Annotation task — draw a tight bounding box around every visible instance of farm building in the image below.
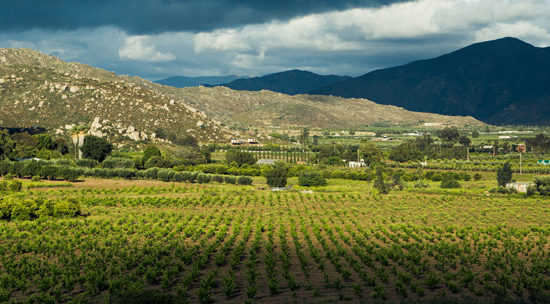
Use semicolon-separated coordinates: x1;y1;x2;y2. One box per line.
516;144;527;153
505;182;532;193
349;161;367;168
256;159;277;165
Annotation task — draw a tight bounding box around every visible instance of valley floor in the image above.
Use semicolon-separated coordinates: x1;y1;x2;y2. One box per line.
1;177;549;303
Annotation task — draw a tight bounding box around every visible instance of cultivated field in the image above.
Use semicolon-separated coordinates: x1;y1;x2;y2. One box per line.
1;178;549;303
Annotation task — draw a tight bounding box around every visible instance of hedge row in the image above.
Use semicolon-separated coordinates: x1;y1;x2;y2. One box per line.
0;197;81;220
0;161;253;185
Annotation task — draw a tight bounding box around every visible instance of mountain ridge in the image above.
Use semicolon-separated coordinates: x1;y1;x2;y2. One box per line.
311;37;550;125
220;69;351;95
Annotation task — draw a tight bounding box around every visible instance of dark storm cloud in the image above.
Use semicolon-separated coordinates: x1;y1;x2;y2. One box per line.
0;0;405;34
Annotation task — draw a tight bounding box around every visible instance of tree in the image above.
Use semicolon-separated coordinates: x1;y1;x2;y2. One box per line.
496;162;513;187
458;136;471;160
143;145;161;164
81;135;113;162
359;141;383;166
471;130;480;138
312;135;319;146
298;170;327;187
437;128;460;146
300;128;309;146
265;162;288;188
225;149;255;166
0;130;15;160
373;165;391;194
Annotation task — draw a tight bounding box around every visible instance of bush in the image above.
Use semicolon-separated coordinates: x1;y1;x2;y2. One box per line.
298;170;327;187
533;177;550;196
76;159;99;168
473;173;482;181
0;197;81;220
31;176;40;182
224;176;237;184
212;175;224;183
144;156;172;169
196;173;211;184
440;179;461;188
265;162;288;188
489;186;516;194
102;157;135;169
237;176;253;185
58;166;82;182
157;169;175;182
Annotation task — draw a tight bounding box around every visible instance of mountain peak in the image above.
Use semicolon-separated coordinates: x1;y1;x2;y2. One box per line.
312;37;550;125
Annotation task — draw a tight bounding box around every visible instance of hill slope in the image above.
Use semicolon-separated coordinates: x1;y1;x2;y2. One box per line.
154;75;242;88
222;69;350;95
0;48;483;139
0;48;233;144
165;86;482;128
312;37;550;125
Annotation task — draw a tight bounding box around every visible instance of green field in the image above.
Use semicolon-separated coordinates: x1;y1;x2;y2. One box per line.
1;176;549;304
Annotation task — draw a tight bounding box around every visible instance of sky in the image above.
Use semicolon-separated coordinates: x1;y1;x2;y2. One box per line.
1;0;549;80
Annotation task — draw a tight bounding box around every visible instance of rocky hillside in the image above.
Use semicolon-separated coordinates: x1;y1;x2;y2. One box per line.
162;86;482;128
0;48;233;144
1;48;482;144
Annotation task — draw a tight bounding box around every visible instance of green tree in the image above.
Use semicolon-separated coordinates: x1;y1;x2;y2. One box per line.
142;145;161;164
373;165;391;194
81;135;113;162
458;136;471;160
471;130;480;138
265;162;288;188
359;141;383;166
0;130;16;160
225;149;255;166
496;162;513;187
300;128;309;146
437;127;460;146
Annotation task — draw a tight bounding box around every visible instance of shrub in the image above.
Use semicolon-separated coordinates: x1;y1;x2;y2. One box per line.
533;177;550;196
8;180;22;192
224;176;237;185
39;165;58;180
298;170;327;187
473;173;482;181
144;156;172;169
196;173;212;184
489;186;516;194
212;175;224;183
102;157;135;169
440;179;461;188
76;159;99;168
265;162;288;188
58;166;82;182
237;176;253;185
157;169;175;182
31;176;40;182
142;145;161;164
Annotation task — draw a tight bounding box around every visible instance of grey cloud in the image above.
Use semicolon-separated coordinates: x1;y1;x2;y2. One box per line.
0;0;405;34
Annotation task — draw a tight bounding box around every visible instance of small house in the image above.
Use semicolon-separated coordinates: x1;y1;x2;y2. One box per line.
505;182;532;193
348;161;367;168
247;138;259;144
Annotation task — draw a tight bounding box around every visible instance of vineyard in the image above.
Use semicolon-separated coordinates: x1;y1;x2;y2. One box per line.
0;179;549;303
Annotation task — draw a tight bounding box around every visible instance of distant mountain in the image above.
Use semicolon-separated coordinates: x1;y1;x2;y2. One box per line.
312;37;550;125
222;69;351;95
155;75;242;88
